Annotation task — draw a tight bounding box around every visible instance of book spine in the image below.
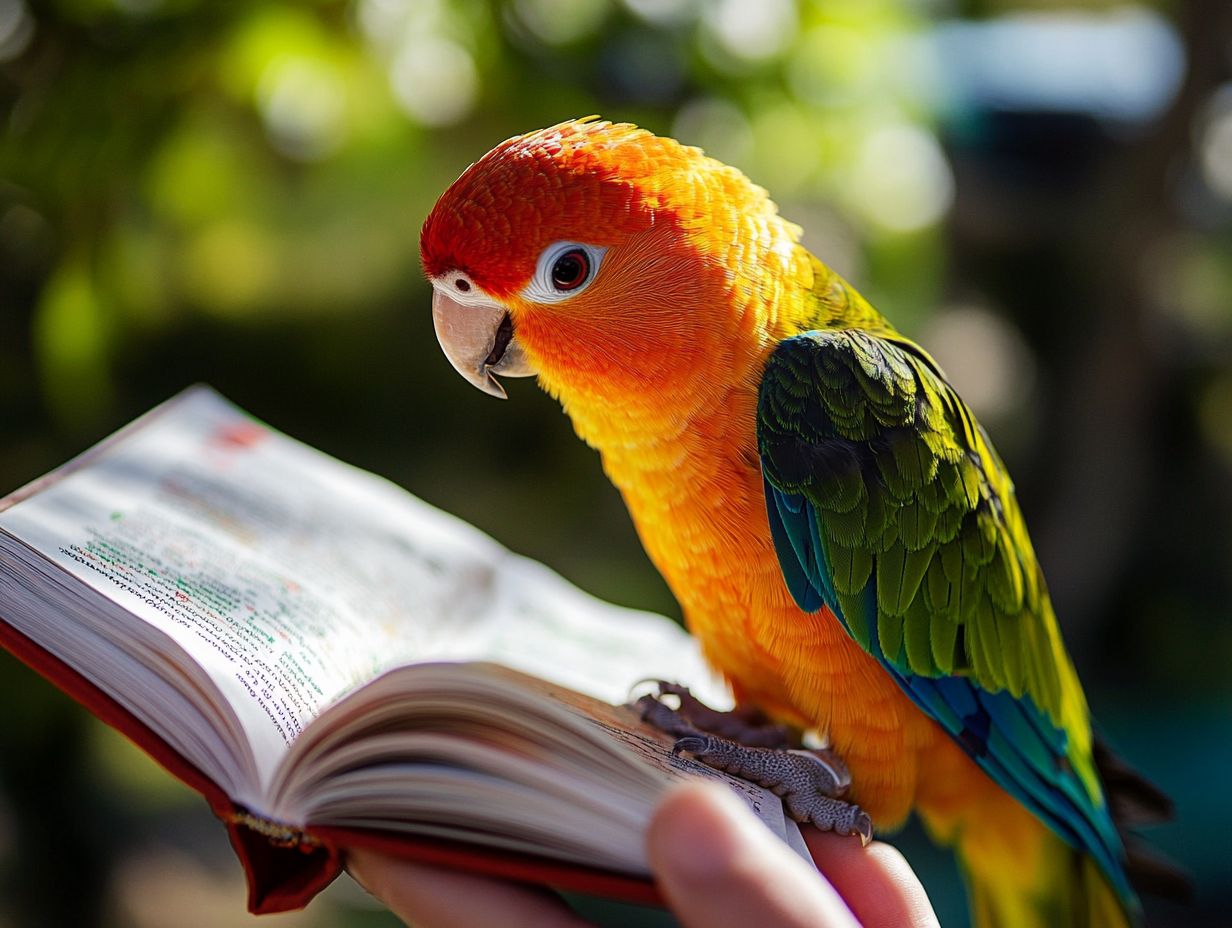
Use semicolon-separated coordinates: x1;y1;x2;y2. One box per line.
219;809;342;914
221;810;322;851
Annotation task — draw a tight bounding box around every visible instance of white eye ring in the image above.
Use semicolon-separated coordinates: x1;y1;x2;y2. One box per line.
522;241;606;303
437;271;493;307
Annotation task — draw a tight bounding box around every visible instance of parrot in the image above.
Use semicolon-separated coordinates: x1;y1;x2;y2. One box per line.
420;118;1180;927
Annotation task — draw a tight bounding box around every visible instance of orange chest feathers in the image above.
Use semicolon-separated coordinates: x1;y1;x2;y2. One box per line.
598;385;947;826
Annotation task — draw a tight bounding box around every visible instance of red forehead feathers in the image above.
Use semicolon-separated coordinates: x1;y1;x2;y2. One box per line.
421;119;688;297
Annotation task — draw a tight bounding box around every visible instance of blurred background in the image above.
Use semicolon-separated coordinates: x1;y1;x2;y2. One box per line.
1;0;1230;924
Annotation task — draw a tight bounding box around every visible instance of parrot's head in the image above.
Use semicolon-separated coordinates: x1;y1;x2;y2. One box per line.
421;118;812;440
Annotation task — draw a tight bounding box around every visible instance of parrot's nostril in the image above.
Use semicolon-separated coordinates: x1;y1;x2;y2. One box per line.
484;313;515;368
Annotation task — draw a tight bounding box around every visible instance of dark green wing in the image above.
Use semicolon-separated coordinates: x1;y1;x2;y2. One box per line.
756;329;1133;907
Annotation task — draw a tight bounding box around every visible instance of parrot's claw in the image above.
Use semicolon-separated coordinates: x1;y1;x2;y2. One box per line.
631;681;795;748
634;683;872;845
633;692;698;738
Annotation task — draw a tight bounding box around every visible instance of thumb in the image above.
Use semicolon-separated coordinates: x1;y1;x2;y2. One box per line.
646;782;860;928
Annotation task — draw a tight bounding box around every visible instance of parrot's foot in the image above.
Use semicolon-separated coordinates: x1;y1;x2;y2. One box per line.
632;683;872;845
632;681;795;748
671;732;872;845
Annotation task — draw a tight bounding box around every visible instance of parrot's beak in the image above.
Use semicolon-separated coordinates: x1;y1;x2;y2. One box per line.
431;286;536;399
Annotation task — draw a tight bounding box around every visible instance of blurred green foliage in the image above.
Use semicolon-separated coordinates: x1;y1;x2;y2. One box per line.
2;0;1231;925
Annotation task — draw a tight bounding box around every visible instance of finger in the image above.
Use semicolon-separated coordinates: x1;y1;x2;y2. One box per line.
803;829;940;928
346;847;593;928
647;782;861;928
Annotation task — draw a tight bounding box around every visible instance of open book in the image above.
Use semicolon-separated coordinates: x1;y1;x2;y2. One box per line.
0;387;809;914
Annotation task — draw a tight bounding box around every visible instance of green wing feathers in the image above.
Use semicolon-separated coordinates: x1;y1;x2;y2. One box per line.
759;329;1082;737
755;329;1140;891
756;253;1192;923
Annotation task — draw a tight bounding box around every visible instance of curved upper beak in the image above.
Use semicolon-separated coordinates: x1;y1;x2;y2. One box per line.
431;287;536;399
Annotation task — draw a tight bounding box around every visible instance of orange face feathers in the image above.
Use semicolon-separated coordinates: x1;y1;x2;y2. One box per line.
421;118;819;440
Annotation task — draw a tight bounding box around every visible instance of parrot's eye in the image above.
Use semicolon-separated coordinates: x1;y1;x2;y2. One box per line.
550;250;589;291
524;241;606;304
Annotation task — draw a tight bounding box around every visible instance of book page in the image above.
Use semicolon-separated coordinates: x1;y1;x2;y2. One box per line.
0;388;728;792
530;674;815;866
270;662;812;872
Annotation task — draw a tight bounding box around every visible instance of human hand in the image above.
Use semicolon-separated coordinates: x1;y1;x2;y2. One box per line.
346;781;939;927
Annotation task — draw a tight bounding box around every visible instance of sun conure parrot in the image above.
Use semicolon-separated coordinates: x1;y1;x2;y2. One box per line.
420;118;1178;928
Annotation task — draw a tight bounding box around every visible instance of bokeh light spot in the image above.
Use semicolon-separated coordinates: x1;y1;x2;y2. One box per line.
257;57;348;161
182;221;277;315
621;0;697;27
920;303;1037;424
751;103;821;196
389;36;478;127
1199;84;1232;202
0;0;33;63
1148;233;1232;338
843;121;953;233
511;0;610;47
703;0;796;66
145;117;262;227
33;261;114;429
787;25;877;108
358;0;446;53
932;7;1183;123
